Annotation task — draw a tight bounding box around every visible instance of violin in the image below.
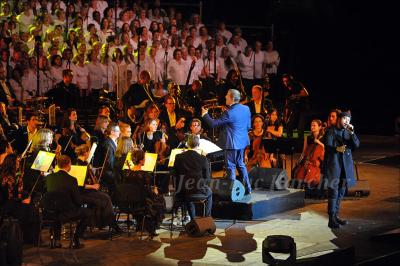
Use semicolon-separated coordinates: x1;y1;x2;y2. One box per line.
246;128;272;171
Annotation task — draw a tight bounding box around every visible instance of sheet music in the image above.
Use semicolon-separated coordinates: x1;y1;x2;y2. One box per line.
123;152;158;172
31;151;56;172
87;142;97;163
199;139;222;155
54;165;88;186
168;148;185;167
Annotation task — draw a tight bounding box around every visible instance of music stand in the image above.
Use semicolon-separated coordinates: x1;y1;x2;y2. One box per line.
262;138;297;176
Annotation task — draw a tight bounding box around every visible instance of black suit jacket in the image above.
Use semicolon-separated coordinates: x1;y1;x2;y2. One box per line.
11;126;29;155
46;170;82;210
173;150;211;196
246;100;268;118
100;137;117;184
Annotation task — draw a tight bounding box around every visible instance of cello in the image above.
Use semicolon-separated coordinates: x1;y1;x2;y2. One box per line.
293;135;324;187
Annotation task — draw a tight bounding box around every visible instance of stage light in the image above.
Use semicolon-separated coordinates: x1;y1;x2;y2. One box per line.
262;235;296;265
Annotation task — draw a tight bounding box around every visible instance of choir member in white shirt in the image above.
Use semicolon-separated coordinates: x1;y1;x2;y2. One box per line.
111;48;128;99
86;49;103;91
190;14;204;34
253;41;266;81
236;46;255;96
201;49;221;81
123;44;138;84
49;55;64;85
189;26;201;48
217;22;232;44
10;68;32;105
218;46;237;80
168;49;187;86
228;35;243;59
233;27;248;51
100;49;115;92
138;9;151;30
215;35;226;59
72;54;91;96
264;40;280;75
16;3;34;33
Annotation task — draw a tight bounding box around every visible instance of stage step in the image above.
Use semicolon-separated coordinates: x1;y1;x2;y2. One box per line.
211;188;305;220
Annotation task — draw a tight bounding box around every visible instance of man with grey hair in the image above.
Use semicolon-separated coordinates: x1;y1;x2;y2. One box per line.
173;134;213;220
202;89;252;194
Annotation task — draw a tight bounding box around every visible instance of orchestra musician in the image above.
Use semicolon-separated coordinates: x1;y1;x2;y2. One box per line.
265;108;284;168
323;111;360;229
202;89;252;194
293;119;325;188
45;69;80;110
122;149;166;236
0;61;16;106
12;113;39;155
113;136;134;183
173;134;212;220
92;115;110;166
95;122;120;196
158;95;187;149
245;85;269;118
281;74;309;138
0;153;40;245
74;144;120;232
45;155;91;249
245;114;272;171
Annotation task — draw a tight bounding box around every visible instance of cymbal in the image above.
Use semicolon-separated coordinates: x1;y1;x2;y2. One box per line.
26;96;48;102
202;99;218;104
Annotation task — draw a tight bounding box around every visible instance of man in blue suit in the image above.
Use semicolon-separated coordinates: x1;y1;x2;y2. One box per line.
202;89;252;193
323;111;360;229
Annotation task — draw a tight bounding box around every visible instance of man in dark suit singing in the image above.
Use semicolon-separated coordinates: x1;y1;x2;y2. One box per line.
323;111;360;229
46;155;91;248
173;134;212;220
201;89;252;194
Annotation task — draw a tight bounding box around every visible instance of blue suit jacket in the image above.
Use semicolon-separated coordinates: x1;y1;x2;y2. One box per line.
202;103;251;150
323;126;360;188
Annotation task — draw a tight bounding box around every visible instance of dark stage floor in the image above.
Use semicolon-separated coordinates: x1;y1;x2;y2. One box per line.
22;135;400;265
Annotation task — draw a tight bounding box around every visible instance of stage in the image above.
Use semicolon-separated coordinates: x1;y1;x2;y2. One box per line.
22;135;400;265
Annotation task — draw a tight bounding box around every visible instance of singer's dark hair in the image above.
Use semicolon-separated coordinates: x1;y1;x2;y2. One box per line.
0;153;18;178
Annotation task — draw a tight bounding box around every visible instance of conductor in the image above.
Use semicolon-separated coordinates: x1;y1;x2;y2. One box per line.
201;89;252;194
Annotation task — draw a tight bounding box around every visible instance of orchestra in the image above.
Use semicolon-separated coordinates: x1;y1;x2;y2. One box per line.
0;1;361;250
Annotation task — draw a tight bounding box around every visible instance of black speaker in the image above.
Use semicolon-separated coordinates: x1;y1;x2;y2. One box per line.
185;216;216;237
209;179;245;201
249;167;289;190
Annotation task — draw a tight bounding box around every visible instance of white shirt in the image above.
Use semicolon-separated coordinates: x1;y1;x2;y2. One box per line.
236;53;254;80
218;30;232;43
264;50;280;75
50;66;63;84
72;63;90;90
168;59;187;85
86;61;104;90
10;79;31;104
227;43;243;58
254;51;266;79
16;11;34;33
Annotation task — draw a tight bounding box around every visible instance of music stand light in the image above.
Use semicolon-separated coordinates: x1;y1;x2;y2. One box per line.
262;235;296;266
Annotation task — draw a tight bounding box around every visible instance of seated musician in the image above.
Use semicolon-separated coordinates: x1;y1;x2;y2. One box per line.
12;113;39;155
186;80;204;117
245;85;269;118
58;109;87;160
23;128;61;198
45;155;91;249
159;95;187;149
0;62;16;107
93;123;120;196
245;114;272;171
173;134;212;220
123;149;166;236
0;102;19;139
265;108;284;168
0;154;40;245
74;144;120;231
45;69;80;110
114;136;134;183
189;118;210;141
92;115;110;154
139;118;168;163
294;119;325;188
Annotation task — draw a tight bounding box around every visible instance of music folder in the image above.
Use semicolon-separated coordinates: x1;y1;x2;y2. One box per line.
168;148;203;167
54;165;88;187
31;151;56;172
123;152;158;172
199;138;222;156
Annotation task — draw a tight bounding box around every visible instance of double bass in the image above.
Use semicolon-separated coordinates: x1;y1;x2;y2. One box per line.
293;135;324;187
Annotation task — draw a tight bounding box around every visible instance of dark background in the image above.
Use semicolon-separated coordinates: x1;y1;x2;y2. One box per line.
180;0;397;135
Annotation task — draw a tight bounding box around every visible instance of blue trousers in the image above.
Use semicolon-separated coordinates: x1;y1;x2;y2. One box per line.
225;149;252;192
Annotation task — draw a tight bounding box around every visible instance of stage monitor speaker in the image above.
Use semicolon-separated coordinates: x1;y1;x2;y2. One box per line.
185;216;216;237
249;167;289;190
209;179;245;201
